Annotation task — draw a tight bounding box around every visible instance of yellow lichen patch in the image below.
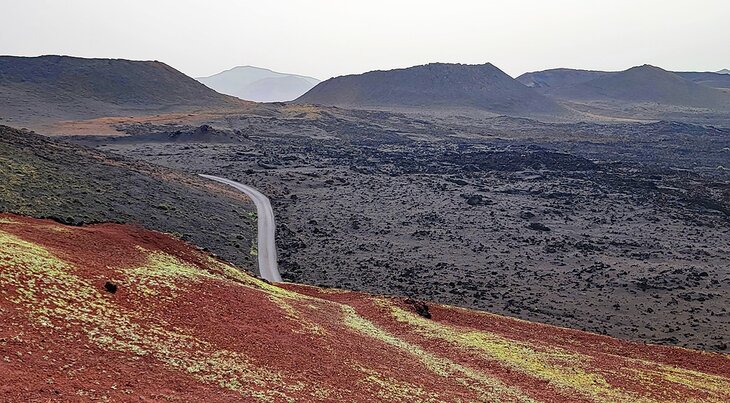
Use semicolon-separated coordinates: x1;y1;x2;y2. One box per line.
281;104;323;119
206;256;309;301
342;305;534;402
0;217;19;224
267;295;327;336
313;287;351;295
616;359;730;402
206;256;326;335
124;247;218;297
0;230;303;400
353;364;441;402
387;302;729;403
43;224;72;233
664;365;730;391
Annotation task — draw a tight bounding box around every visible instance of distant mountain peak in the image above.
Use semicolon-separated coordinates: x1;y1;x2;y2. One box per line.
718;69;730;75
623;64;673;76
197;66;320;102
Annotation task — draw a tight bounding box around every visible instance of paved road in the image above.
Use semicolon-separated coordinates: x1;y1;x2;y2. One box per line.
199;174;282;282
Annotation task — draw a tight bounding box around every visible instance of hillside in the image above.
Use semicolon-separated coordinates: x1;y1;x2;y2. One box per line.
197;66;320;102
516;68;611;91
518;67;730;94
296;63;569;117
1;214;728;401
0;125;257;270
0;55;239;126
550;65;730;109
676;71;730;90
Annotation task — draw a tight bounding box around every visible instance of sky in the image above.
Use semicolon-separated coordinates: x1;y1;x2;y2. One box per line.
2;0;729;80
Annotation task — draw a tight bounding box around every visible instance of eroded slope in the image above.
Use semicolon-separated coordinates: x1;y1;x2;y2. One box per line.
0;215;728;402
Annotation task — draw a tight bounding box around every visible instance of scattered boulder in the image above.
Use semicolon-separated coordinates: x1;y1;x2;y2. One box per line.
520;211;536;219
405;298;432;319
104;281;118;294
528;222;551;232
461;194;493;206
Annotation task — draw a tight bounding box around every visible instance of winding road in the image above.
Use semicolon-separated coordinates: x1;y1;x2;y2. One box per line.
199;174;282;282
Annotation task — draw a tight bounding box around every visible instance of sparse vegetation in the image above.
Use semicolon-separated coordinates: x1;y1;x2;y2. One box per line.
0;215;728;401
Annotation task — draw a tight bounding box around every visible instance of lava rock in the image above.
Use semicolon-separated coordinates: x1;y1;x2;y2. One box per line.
405;298;432;319
528;222;551;232
104;281;118;294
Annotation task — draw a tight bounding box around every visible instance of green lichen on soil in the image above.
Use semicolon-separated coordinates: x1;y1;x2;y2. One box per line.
125;246;217;298
0;126;257;270
206;256;325;335
249;239;258;257
353;364;440;402
386;301;729;403
0;229;300;400
341;304;534;402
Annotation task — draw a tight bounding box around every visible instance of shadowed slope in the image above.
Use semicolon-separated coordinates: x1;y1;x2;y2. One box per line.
517;68;611;91
0;55;239;125
0;125;257;271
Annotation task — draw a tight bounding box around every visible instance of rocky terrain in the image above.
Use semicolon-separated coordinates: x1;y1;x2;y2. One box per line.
1;214;728;401
3;55;729;356
0;125;258;271
86;112;730;352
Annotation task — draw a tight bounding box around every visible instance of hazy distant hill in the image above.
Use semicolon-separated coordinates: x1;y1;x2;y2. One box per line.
197;66;320;102
551;65;730;109
0;55;237;125
519;67;730;91
296;63;568;117
718;69;730;75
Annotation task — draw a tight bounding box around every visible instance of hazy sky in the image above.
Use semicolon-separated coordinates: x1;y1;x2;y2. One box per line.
2;0;729;79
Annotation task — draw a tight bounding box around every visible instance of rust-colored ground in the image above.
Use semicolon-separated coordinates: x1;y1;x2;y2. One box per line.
42;103;325;136
0;214;728;402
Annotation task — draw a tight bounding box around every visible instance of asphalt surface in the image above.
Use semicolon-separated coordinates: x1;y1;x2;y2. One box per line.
199;174;282;282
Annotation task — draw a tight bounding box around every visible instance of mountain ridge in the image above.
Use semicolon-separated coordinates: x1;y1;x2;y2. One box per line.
518;66;730;91
551;64;730;109
296;62;569;118
0;55;239;125
197;65;320;102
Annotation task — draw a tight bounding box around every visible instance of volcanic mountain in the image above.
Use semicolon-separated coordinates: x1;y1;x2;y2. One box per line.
517;68;611;91
0;55;239;126
544;65;730;110
198;65;320;102
519;67;730;93
1;214;729;401
675;71;730;90
295;63;569;117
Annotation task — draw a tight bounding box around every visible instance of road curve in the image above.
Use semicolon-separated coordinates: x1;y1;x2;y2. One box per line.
199;174;282;282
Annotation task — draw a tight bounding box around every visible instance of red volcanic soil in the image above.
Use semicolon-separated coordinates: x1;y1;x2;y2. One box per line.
0;214;728;402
